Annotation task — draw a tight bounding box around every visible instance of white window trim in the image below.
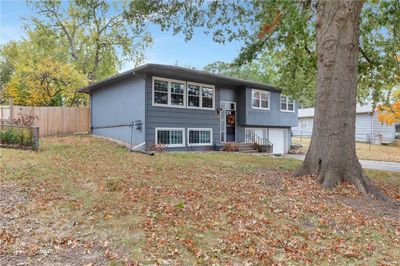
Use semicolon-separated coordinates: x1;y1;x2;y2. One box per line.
152;76;187;108
280;95;295;112
187;128;213;146
251;89;270;110
186;81;215;111
155;127;186;147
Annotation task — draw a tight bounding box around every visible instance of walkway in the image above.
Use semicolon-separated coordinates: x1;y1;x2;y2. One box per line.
264;154;400;172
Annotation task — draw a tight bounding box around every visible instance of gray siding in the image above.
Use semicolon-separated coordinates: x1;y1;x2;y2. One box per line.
356;113;396;143
292;113;396;144
292;117;313;136
91;77;145;147
145;75;220;151
243;88;298;127
144;76;295;150
89;72;296;152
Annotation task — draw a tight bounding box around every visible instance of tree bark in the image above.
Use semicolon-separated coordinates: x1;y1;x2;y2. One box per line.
294;0;387;201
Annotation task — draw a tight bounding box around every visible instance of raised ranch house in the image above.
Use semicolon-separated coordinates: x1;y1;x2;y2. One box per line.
292;105;399;144
79;64;298;153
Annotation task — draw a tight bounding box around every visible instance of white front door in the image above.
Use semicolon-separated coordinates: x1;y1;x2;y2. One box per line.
269;128;288;154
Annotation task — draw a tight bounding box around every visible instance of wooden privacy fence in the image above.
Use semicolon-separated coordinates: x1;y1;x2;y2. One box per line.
5;106;90;137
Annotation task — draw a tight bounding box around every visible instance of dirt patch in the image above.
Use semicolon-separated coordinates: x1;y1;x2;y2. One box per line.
340;196;400;222
0;183;107;266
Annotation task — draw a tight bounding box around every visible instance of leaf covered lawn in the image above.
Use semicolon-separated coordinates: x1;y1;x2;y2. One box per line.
1;136;399;265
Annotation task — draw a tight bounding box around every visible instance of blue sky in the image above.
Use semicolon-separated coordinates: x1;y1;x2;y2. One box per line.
0;0;244;72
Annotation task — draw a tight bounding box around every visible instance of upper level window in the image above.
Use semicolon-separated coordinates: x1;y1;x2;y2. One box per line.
171;82;185;106
187;82;215;110
153;77;185;107
252;89;270;110
153;77;214;110
154;79;168;105
202;87;214;108
280;95;295;112
188;84;200;107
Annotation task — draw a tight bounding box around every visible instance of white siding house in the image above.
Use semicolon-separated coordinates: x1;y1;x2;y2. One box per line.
292;105;398;144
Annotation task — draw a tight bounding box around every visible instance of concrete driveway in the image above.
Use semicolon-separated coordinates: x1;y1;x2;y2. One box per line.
277;154;400;172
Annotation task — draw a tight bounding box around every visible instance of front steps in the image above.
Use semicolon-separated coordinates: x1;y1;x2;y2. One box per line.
237;143;258;153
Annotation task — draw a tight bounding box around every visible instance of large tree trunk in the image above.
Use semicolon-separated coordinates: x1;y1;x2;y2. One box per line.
294;0;387;200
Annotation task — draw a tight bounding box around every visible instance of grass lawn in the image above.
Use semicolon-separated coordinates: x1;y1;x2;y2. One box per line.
1;136;399;265
292;137;400;162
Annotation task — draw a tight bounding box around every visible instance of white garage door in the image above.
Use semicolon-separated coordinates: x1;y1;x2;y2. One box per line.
268;128;287;154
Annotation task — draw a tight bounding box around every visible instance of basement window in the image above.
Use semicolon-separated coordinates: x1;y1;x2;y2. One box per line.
188;128;213;146
155;128;185;147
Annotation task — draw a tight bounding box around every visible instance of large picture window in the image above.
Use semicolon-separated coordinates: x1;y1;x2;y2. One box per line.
153;77;186;107
155;128;185;147
188;128;213;146
280;95;295;112
152;77;214;109
252;89;270;110
187;82;215;110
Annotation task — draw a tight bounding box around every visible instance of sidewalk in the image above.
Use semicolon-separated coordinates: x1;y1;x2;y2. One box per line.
264;154;400;172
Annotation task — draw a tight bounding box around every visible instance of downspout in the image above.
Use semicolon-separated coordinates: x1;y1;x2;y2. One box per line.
90;94;93;134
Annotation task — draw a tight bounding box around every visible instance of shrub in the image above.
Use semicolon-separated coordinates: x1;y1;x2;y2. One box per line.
223;142;239;152
20;128;34;146
0;127;35;147
0;128;20;145
147;144;167;152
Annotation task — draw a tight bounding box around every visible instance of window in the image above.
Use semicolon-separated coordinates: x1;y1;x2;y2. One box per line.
251;89;270;110
154;79;168;105
153;77;214;109
187;82;215;109
153;77;186;107
301;119;308;129
170;82;185;106
188;128;213;146
155;128;185;147
202;87;213;108
280;95;295;112
188;84;200;107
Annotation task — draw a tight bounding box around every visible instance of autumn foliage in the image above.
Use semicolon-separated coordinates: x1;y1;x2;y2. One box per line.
377;89;400;125
4;57;88;106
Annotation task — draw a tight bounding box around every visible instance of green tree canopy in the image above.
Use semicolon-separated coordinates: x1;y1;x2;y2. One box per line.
29;0;152;81
129;0;399;107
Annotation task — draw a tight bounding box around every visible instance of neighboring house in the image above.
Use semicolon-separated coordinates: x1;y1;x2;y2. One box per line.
79;64;298;153
292;105;398;144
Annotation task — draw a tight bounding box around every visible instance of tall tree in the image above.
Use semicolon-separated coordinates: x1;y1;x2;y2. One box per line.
0;27;88;106
29;0;152;81
293;0;386;200
128;0;399;199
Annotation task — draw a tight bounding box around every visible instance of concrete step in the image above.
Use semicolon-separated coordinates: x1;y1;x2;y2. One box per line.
239;149;257;152
240;149;259;153
237;143;255;148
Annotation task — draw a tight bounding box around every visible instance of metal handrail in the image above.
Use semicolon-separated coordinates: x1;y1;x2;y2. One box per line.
245;130;273;152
